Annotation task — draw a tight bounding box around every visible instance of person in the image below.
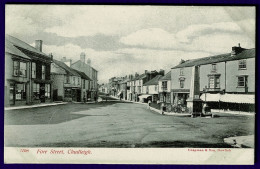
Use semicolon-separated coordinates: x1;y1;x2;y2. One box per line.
94;95;97;103
147;99;151;109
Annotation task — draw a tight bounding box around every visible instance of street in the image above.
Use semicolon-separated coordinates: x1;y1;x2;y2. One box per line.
5;102;254;148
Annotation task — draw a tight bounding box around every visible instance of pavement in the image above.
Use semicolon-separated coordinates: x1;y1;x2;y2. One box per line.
4;102;254;148
4;102;68;110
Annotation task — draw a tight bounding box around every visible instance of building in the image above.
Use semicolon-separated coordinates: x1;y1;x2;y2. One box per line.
171;44;255;113
142;75;163;103
99;83;109;94
5;35;52;106
71;52;98;101
118;76;129;100
51;59;82;102
158;71;171;110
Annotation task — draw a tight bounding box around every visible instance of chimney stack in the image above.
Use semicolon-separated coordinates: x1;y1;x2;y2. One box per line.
87;58;91;65
35;40;43;52
80;52;86;63
49;53;53;60
231;43;244;56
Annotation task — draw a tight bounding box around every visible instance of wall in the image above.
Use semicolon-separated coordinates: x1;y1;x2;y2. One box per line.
199;62;226;92
51;74;65;99
171;67;192;91
148;85;159;94
226;58;255;93
158;80;171;93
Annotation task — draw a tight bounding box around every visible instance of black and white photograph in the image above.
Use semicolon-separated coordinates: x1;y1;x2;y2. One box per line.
4;5;255;164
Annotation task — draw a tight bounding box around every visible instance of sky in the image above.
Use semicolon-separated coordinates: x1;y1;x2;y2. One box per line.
6;5;255;83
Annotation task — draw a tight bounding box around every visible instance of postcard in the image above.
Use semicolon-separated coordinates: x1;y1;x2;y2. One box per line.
4;5;255;164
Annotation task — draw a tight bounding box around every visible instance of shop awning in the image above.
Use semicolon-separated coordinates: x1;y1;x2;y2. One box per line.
138;94;152;99
200;93;255;104
220;94;254;104
200;93;221;102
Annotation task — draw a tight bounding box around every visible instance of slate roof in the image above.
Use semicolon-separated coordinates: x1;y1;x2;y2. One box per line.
5;39;31;59
172;48;255;69
159;71;171;81
72;60;98;72
6;35;51;62
73;69;93;81
143;75;163;86
53;59;80;76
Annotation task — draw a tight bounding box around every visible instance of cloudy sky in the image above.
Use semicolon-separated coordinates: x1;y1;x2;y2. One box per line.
6;5;255;83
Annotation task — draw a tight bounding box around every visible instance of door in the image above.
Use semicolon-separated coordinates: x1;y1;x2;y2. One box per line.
77;89;81;102
40;83;45;103
53;89;58;101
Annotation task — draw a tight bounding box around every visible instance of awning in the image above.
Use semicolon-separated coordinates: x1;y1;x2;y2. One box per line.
220;94;254;104
200;93;221;102
138;94;152;99
200;93;255;104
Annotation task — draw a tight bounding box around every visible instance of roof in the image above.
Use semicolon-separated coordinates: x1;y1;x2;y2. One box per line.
73;69;93;81
143;75;163;86
72;60;98;72
172;48;255;69
53;59;80;76
159;71;171;81
5;40;31;59
6;34;51;60
119;78;129;84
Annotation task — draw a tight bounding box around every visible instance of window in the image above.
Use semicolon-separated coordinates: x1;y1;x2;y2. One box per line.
146;86;149;94
73;77;76;85
208;75;220;88
66;76;70;83
45;84;50;98
33;83;40;99
32;62;36;78
13;61;27;77
237;76;247;87
64;88;72;98
155;85;158;91
162;81;167;90
78;78;80;85
16;84;26;100
42;65;46;80
180;68;184;76
180;80;184;88
83;80;86;89
238;60;247;69
211;64;217;72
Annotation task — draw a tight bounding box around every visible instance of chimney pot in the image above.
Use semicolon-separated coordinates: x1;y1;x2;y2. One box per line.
80;52;86;63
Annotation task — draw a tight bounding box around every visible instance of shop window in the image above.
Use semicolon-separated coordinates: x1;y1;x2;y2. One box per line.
16;83;26;100
64;88;72;98
166;93;171;103
237;76;247;87
13;60;27;77
208;75;220;89
42;65;46;80
32;62;36;78
45;84;50;98
238;59;247;69
33;83;40;99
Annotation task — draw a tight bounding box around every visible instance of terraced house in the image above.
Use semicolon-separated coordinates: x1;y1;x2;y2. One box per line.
5;35;52;106
171;44;255;113
71;52;98;101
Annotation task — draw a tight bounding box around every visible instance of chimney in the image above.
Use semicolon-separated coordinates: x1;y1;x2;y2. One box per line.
80;52;86;63
35;40;43;52
61;57;66;62
231;43;244;56
135;72;139;77
145;70;148;74
49;53;53;60
159;69;165;76
87;58;91;65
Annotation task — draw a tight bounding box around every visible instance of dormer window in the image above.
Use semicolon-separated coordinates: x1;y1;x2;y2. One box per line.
238;59;247;70
180;68;184;76
211;64;217;72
